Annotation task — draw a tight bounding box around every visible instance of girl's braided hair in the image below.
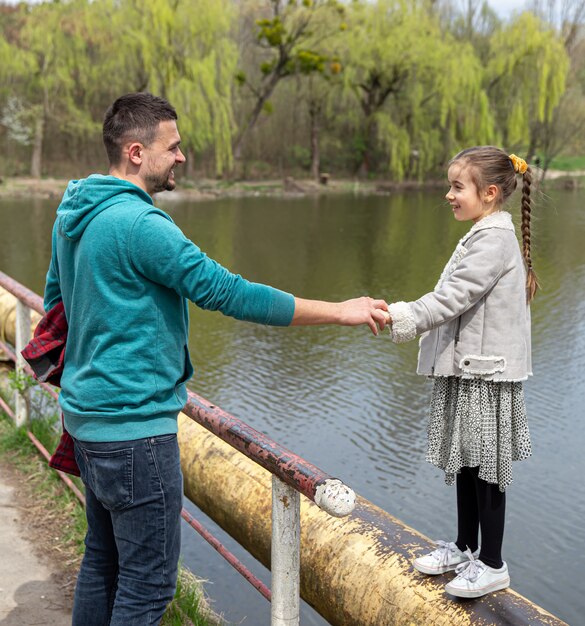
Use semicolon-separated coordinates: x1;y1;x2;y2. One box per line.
451;146;539;303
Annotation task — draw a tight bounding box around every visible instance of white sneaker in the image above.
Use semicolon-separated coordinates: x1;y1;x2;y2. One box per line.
413;541;479;575
445;549;510;598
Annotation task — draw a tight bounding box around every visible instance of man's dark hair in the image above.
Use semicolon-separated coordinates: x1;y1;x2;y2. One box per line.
103;92;178;165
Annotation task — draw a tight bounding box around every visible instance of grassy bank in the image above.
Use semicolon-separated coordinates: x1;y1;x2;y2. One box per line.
1;166;583;203
0;379;222;626
0;174;383;201
548;155;585;171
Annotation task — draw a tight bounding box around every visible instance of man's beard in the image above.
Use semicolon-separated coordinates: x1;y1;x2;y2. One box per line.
146;168;175;194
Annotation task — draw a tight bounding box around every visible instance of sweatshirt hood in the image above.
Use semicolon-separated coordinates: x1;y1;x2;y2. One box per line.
56;175;153;240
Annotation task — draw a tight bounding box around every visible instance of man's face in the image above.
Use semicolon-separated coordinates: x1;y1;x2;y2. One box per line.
141;120;186;195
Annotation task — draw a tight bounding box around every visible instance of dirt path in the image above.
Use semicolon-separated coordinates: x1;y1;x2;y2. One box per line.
0;463;74;625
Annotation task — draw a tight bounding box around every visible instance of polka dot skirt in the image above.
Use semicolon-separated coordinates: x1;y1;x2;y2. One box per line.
426;376;532;492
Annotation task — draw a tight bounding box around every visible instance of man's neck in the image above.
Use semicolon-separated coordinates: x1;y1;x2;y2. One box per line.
108;167;151;197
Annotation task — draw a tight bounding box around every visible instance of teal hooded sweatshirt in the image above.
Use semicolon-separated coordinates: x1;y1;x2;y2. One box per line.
44;175;295;442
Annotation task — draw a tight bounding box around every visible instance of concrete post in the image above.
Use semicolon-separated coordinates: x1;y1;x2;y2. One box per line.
271;476;300;626
14;300;30;427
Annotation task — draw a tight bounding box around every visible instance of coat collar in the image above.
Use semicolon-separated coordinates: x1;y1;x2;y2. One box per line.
463;211;515;242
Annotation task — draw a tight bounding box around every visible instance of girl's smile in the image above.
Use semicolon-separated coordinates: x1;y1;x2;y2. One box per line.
446;164;497;223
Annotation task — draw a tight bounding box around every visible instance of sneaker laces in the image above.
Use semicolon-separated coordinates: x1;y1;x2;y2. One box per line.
431;540;457;567
454;549;486;583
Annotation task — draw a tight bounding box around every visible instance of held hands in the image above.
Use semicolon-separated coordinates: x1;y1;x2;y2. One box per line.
336;296;390;336
290;296;390;335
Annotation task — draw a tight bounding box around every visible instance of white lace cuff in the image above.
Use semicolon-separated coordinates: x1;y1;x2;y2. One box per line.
388;301;417;343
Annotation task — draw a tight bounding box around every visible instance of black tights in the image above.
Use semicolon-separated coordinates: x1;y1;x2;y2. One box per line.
455;466;505;569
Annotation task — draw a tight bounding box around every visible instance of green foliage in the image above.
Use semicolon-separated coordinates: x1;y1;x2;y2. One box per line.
0;0;576;180
486;12;569;148
117;0;238;174
293;49;327;74
261;61;276;75
0;1;105;175
0;412;29;452
18;0;106;134
340;0;494;179
0;0;238;176
256;16;286;46
233;0;347;153
7;369;35;395
289;143;311;168
548;154;585;171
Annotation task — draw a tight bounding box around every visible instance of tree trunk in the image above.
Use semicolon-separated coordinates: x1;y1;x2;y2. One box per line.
233;95;267;162
185;149;196;179
30;113;44;179
526;124;539;164
358;115;376;178
309;103;321;181
233;72;283;162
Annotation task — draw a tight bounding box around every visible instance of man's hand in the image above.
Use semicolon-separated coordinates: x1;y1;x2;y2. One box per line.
291;297;390;335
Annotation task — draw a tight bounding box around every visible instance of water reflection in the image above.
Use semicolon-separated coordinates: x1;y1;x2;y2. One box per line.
1;188;583;625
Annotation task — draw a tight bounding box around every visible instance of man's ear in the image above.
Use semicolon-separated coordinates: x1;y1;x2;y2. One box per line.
127;142;143;166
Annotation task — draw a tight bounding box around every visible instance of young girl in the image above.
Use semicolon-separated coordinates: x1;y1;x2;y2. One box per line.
386;146;535;598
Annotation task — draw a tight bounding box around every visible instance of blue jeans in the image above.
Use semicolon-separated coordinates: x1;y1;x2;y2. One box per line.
72;434;183;626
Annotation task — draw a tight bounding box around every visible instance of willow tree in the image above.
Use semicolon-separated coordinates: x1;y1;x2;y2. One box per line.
0;9;35;160
530;0;585;50
527;0;585;175
438;0;500;63
0;0;104;178
341;0;493;178
119;0;238;175
486;12;568;158
233;0;347;161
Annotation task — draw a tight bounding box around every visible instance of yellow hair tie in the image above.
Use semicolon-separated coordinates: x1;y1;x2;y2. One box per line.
509;154;528;174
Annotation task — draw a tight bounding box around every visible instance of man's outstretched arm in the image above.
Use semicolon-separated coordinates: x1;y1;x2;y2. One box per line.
291;297;390;336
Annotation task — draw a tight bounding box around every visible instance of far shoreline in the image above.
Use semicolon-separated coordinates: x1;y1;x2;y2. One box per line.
0;171;583;201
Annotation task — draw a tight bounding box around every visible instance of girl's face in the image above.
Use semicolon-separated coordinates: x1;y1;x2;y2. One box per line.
446;163;498;223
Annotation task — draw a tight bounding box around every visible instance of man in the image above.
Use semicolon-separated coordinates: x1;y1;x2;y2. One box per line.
44;92;388;625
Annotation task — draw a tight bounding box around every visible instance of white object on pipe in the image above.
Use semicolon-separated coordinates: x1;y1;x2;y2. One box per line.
314;478;356;517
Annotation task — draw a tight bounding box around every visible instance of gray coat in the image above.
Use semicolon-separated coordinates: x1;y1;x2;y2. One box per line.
388;211;532;381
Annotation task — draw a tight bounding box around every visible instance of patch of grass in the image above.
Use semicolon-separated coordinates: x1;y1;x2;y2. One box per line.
162;568;223;626
547;155;585;171
241;183;280;192
0;409;222;625
0;412;87;571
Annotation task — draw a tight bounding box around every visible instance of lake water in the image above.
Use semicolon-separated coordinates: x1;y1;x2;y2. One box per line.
1;186;583;625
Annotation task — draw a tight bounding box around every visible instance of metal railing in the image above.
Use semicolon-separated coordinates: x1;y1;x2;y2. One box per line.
0;270;355;626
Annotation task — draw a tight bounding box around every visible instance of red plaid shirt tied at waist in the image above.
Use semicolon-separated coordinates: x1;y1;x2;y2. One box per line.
20;302;80;476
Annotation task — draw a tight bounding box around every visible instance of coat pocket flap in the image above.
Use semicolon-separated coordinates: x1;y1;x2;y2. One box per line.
459;354;506;375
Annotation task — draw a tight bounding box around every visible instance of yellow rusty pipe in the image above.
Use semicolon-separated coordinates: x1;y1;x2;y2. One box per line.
0;282;568;625
178;412;566;626
0;288;19;347
0;286;41;348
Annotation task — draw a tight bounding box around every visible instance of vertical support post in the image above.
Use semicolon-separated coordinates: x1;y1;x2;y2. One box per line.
14;299;31;427
271;476;300;626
